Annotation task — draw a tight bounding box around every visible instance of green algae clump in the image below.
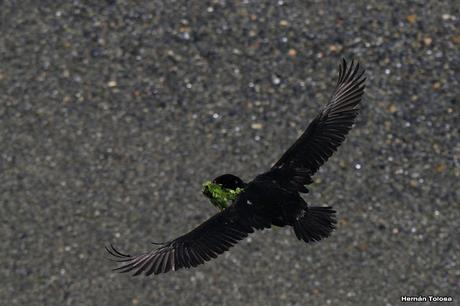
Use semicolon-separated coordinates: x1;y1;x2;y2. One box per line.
202;181;244;211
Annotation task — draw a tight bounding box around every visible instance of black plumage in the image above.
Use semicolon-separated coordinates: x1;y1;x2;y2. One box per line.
107;59;366;276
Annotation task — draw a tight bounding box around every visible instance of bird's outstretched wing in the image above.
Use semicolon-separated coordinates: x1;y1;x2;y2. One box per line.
106;202;262;276
270;59;365;190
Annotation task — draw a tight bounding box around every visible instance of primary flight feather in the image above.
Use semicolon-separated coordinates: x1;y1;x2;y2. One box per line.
106;59;366;276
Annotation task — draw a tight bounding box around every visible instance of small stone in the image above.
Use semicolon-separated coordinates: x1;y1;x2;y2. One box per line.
287;48;297;57
432;82;441;90
406;14;417;24
328;44;343;53
451;35;460;44
179;26;190;33
107;80;117;87
132;298;139;305
423;36;432;46
388;104;397;113
251;123;263;130
435;164;445;173
272;75;281;85
279;20;289;27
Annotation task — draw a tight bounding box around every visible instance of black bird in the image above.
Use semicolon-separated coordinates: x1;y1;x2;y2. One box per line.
106;59;366;276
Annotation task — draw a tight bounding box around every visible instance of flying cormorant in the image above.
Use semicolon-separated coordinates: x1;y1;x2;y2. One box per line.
106;59;366;276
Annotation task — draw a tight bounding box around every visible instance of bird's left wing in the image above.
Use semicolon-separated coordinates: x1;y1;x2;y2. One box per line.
267;59;365;193
106;204;255;276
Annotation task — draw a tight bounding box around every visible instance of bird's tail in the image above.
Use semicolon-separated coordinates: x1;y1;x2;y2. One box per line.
293;206;336;243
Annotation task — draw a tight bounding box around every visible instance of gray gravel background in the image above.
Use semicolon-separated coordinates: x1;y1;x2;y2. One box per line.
1;1;458;306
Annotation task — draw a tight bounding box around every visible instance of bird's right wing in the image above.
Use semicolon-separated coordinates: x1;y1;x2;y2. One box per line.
106;201;261;276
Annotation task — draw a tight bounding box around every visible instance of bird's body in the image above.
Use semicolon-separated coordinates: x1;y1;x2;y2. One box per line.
243;172;305;226
107;59;366;276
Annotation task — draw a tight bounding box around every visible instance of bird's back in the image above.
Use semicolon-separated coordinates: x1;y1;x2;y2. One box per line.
236;175;306;227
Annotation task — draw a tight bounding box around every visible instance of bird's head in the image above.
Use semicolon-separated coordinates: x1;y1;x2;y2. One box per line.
202;174;245;211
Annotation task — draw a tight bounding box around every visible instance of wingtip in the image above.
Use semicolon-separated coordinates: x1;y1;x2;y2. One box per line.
338;58;365;84
105;243;131;258
151;240;168;245
340;57;362;69
339;58;347;83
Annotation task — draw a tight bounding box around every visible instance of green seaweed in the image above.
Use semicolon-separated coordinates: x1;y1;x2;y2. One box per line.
202;181;244;211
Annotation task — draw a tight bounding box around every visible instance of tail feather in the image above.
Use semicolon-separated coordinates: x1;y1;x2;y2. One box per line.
293;206;336;243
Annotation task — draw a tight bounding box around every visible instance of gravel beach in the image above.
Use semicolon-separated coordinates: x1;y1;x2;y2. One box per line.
0;1;458;305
